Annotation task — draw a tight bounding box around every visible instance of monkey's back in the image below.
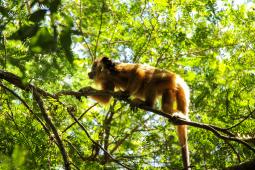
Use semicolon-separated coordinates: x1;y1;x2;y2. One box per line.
114;63;177;98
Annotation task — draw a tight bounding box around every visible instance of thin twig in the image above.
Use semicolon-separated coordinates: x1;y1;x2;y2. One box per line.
62;103;98;133
94;1;105;59
65;139;86;161
225;109;255;130
5;101;32;148
225;141;241;163
2;35;7;69
102;101;116;162
110;115;153;154
179;43;240;57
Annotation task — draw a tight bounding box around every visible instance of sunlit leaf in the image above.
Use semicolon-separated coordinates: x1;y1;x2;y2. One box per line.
30;27;55;52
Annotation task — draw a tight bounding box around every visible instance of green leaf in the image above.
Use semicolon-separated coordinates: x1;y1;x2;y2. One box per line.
30;27;55;52
28;9;47;23
9;24;39;41
0;6;9;17
59;29;73;63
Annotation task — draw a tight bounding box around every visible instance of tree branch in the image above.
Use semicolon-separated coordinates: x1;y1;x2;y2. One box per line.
55;87;255;153
226;109;255;130
1;69;254;156
110;115;153;154
0;82;50;134
66;106;133;170
0;70;55;98
224;159;255;170
32;88;70;170
62;103;98;133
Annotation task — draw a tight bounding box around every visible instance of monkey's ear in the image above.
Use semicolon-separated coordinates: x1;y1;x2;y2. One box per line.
100;56;117;74
101;57;114;68
101;57;111;64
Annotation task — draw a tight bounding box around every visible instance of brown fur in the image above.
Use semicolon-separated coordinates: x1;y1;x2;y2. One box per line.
88;57;190;169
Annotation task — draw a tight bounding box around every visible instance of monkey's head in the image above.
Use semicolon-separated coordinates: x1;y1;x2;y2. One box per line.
88;57;116;81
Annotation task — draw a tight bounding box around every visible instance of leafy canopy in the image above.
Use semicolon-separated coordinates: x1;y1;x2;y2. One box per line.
0;0;254;169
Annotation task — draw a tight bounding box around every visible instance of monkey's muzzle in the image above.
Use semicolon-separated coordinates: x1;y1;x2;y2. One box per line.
88;72;94;79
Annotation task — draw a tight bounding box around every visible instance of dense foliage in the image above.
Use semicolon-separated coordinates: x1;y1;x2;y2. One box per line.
0;0;254;169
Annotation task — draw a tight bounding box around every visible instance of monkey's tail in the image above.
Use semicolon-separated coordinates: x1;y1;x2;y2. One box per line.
176;76;190;170
177;125;190;170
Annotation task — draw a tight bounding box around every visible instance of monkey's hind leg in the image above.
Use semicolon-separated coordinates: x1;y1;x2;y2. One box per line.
161;89;176;114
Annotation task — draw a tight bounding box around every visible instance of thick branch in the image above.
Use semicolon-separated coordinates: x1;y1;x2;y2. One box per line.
0;71;72;169
56;87;255;153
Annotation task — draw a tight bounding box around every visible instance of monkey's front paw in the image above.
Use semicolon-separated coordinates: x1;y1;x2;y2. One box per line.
130;105;138;112
170;112;189;125
76;87;94;101
129;103;139;112
79;86;94;93
115;91;130;100
129;98;145;112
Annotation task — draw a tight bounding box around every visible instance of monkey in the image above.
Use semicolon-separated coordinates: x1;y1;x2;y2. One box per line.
86;56;190;169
